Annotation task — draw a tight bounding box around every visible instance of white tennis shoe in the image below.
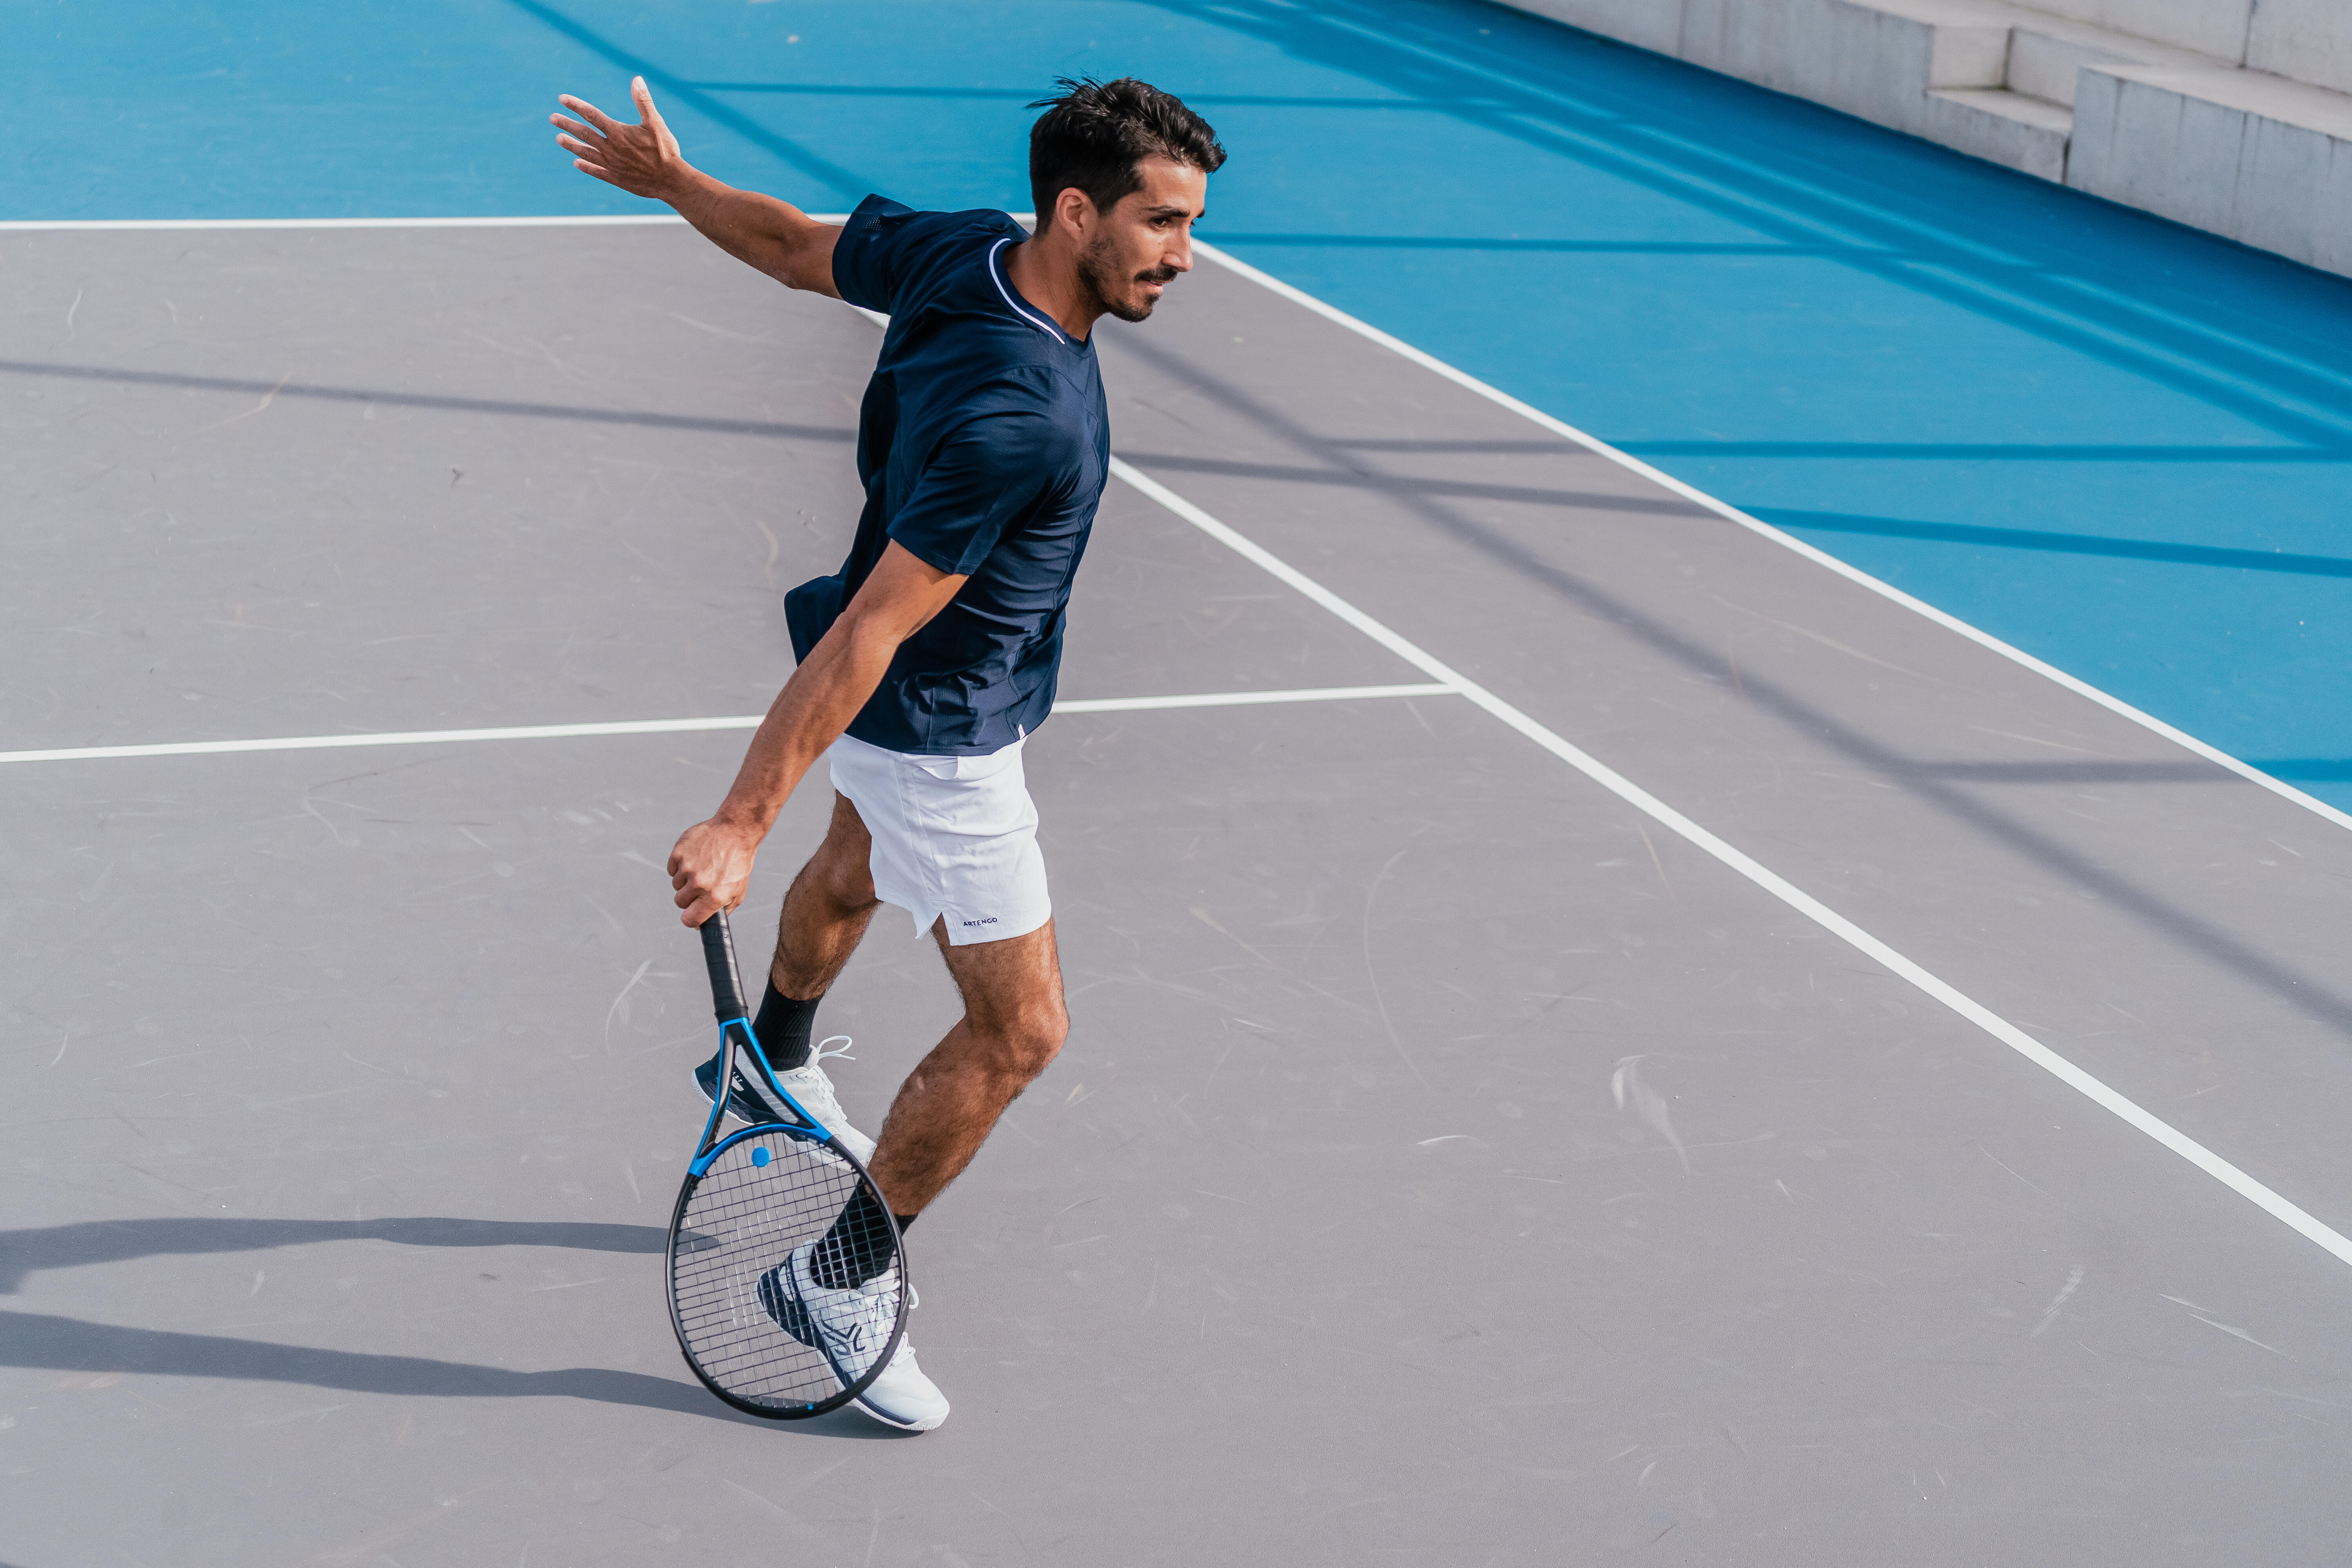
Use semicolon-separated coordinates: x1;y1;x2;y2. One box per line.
757;1240;897;1385
699;1036;876;1164
855;1336;949;1432
755;1243;948;1433
768;1038;877;1165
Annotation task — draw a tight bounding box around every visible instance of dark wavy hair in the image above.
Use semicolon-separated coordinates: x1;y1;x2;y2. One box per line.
1027;77;1226;221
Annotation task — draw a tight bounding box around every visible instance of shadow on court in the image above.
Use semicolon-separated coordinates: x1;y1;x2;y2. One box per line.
1118;446;1707;517
0;358;856;446
1757;505;2352;581
1124;443;2352;580
0;1217;668;1293
0;1310;898;1432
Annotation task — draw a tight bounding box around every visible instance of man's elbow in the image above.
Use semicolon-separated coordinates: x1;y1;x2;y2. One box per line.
835;598;930;653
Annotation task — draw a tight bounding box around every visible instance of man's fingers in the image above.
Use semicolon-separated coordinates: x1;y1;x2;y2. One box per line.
675;881;742;926
549;114;602;143
555;133;601;158
664;820;751;928
630;75;665;128
558;93;623;136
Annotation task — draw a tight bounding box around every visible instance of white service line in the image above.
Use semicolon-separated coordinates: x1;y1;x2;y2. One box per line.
1189;239;2352;838
0;684;1455;765
0;715;760;764
1055;682;1449;713
1107;454;2352;1271
0;215;689;232
0;213;857;232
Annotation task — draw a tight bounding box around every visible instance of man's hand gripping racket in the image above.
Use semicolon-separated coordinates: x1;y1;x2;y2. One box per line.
664;909;909;1418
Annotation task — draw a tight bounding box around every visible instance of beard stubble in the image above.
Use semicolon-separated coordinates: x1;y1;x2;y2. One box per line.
1079;234;1177;324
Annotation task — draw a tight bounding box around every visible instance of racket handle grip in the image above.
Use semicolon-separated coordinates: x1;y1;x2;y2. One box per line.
699;908;749;1024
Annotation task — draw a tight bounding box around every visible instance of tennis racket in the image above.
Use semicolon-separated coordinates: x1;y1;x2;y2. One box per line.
665;909;909;1418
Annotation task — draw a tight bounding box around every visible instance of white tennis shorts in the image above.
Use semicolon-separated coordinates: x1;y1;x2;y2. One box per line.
826;732;1052;947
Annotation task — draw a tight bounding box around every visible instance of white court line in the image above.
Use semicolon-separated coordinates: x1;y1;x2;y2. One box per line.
0;684;1454;765
1056;682;1448;713
0;716;761;764
1108;455;2352;1271
0;214;866;232
0;215;689;232
1189;240;2352;839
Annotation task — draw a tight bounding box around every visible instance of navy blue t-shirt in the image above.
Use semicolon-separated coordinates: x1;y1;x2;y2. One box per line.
784;193;1110;755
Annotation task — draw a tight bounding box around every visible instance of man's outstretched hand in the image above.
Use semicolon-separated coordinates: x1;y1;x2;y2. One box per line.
668;817;761;927
550;73;842;294
552;77;688;201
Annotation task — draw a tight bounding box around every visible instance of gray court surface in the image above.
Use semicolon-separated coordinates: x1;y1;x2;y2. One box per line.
7;223;2352;1566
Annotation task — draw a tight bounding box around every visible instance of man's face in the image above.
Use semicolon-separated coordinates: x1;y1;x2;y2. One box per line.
1071;157;1208;324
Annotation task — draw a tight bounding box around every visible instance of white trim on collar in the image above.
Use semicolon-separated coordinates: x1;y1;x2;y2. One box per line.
986;237;1066;344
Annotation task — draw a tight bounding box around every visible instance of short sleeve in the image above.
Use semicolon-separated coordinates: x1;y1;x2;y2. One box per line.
829;194;918;315
886;410;1080;577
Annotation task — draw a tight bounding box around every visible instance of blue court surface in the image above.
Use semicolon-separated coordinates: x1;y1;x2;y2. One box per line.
16;0;2352;806
12;4;2352;1565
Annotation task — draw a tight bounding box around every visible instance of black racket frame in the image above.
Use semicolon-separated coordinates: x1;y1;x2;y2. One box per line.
664;908;908;1420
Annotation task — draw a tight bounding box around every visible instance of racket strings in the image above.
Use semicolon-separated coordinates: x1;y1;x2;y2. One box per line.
808;1182;898;1290
670;1129;904;1412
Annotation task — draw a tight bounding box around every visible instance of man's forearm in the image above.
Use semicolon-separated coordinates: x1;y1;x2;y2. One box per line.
552;82;835;294
710;617;901;838
667;542;962;923
662;168;840;296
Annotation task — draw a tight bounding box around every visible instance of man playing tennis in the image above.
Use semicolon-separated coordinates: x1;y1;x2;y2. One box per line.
550;77;1224;1430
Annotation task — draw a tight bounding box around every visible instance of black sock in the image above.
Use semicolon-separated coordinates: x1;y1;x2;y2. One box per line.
752;978;822;1073
809;1184;902;1290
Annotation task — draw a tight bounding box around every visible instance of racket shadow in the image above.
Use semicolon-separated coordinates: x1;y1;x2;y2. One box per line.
0;1309;903;1434
0;1216;669;1294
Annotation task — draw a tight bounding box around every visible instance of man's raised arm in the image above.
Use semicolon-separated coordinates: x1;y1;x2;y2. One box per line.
665;544;966;926
551;77;841;296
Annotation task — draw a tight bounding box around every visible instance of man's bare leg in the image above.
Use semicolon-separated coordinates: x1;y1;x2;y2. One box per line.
769;792;882;999
866;918;1067;1215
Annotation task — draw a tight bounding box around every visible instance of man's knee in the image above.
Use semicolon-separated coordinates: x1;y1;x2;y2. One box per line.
801;835;877;913
975;1000;1065;1084
1018;1001;1069;1077
809;853;878;913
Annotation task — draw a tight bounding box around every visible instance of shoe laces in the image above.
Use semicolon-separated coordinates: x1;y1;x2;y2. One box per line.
774;1039;854;1131
775;1037;856;1087
776;1044;851;1091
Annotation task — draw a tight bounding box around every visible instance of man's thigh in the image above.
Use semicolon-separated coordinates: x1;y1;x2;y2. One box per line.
803;791;878;904
931;916;1064;1034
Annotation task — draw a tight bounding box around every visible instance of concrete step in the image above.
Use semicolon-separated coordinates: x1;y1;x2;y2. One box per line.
2073;61;2352;272
2007;25;2148;106
1926;86;2074;180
